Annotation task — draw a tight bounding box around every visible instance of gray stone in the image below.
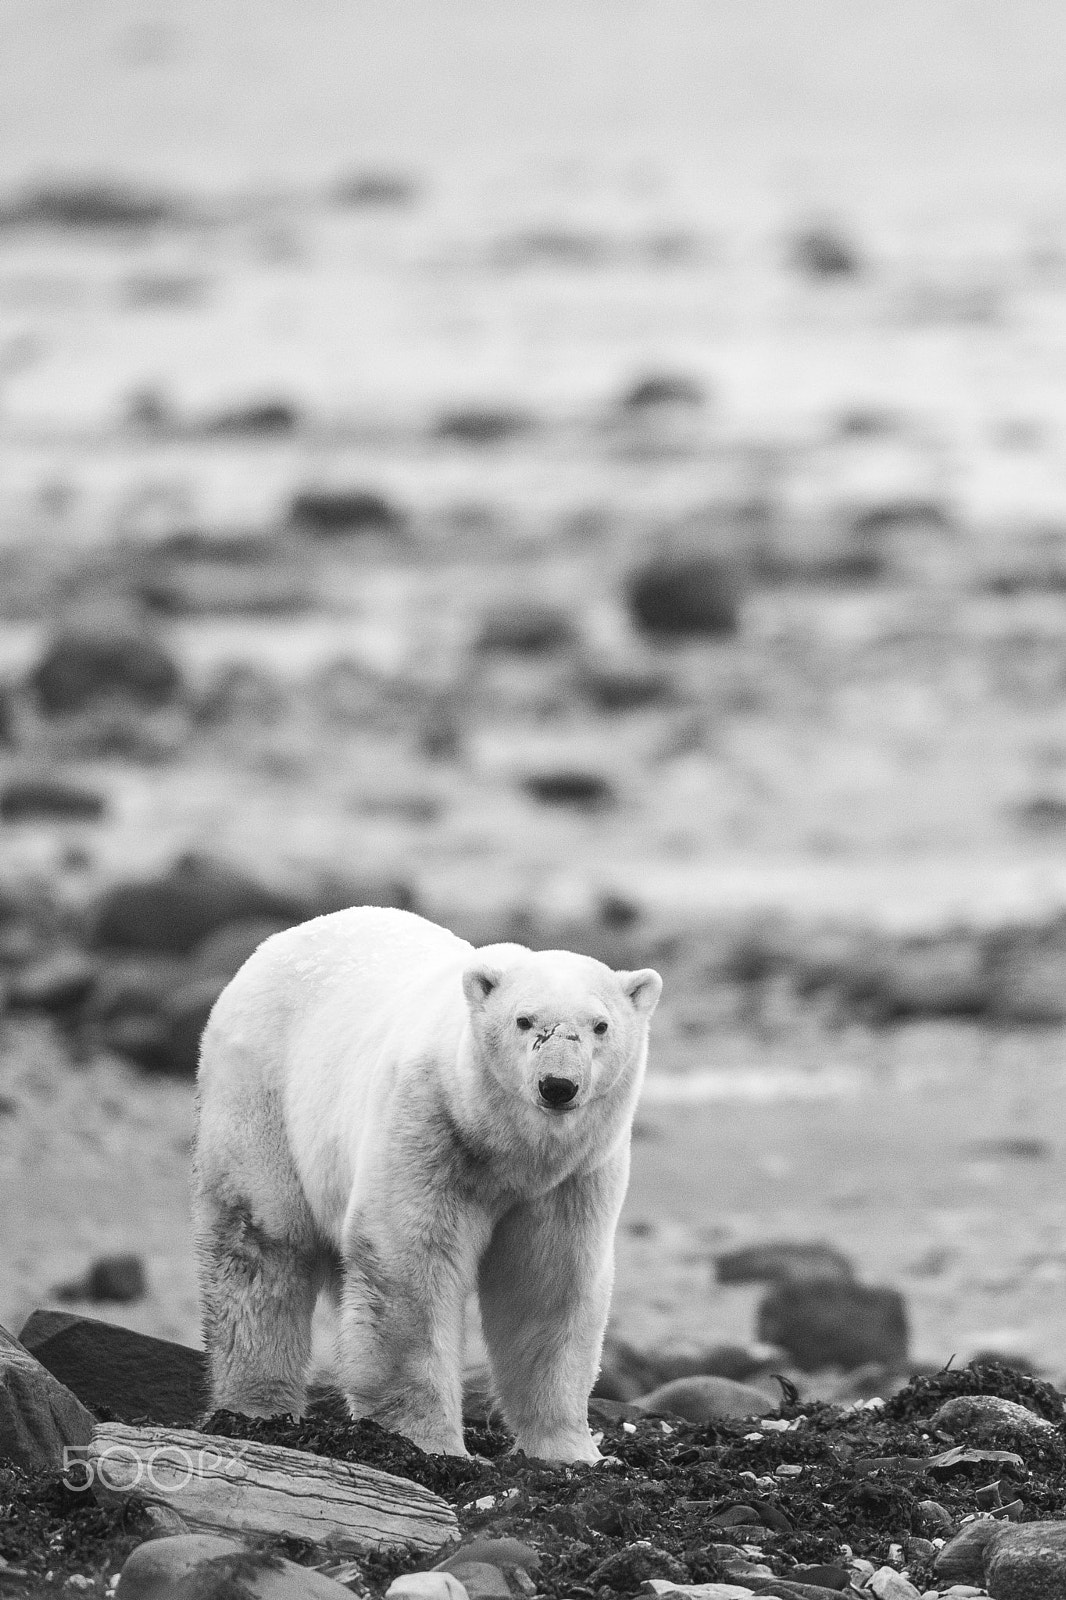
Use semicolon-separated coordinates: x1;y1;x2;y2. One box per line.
56;1252;147;1305
637;1374;776;1423
984;1522;1066;1600
116;1535;353;1598
869;1570;922;1600
387;1576;470;1600
0;1319;94;1472
437;1540;540;1575
440;1564;511;1600
715;1241;856;1286
931;1395;1060;1447
19;1308;207;1425
935;1521;1005;1585
29;621;182;717
757;1279;908;1371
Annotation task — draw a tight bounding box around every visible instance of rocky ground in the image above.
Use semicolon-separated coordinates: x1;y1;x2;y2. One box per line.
3;1345;1066;1599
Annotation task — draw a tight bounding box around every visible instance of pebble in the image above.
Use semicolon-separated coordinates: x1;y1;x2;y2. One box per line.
642;1584;755;1599
931;1396;1059;1447
591;1544;687;1590
386;1576;469;1600
437;1564;510;1600
916;1500;956;1537
869;1569;922;1600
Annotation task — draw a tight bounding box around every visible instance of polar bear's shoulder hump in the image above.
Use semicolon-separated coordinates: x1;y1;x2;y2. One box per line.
266;905;473;968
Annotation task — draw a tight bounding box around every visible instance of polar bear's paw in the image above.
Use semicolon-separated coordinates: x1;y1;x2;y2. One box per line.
511;1430;602;1465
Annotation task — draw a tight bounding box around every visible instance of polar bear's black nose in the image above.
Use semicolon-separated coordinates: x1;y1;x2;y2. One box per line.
538;1075;579;1108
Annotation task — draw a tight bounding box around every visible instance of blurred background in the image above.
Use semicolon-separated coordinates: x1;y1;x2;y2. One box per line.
2;0;1066;1401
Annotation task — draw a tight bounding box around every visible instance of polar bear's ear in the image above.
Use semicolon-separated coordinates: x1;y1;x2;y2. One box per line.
618;968;663;1016
463;963;503;1009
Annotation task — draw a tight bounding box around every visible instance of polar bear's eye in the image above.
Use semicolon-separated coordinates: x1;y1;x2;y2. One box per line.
593;1019;609;1035
516;1015;533;1031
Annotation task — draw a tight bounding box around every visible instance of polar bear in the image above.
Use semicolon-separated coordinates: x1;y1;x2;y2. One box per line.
193;906;661;1463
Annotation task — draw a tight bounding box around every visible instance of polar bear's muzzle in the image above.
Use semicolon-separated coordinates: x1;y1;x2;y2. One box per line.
529;1025;588;1110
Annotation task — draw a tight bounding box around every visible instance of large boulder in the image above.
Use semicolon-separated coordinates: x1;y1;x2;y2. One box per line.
626;553;743;639
0;1320;94;1471
18;1309;208;1426
91;855;304;956
757;1280;909;1372
29;623;183;717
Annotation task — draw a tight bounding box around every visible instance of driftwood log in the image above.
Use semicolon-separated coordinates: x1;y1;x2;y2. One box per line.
87;1421;459;1555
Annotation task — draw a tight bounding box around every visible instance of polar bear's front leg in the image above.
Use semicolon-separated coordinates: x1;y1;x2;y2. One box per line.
478;1154;628;1463
336;1193;490;1457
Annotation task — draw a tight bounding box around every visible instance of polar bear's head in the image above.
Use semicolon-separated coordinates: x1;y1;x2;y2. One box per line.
461;947;662;1116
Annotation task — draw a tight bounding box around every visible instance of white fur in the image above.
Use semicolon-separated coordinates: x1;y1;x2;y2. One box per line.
193;906;661;1462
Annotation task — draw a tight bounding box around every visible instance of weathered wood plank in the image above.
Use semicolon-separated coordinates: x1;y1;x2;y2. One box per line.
88;1422;459;1555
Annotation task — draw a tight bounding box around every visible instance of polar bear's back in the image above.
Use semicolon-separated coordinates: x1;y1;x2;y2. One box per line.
201;906;474;1081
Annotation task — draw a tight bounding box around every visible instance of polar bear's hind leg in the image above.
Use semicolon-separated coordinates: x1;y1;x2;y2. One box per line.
195;1192;326;1418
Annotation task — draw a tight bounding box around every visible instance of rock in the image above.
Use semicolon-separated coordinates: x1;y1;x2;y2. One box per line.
931;1395;1059;1447
621;373;706;412
439;1564;510;1600
757;1280;908;1372
790;1568;851;1591
334;169;420;209
203;398;300;437
0;775;106;822
435;407;531;446
140;1503;192;1539
788;225;862;279
716;1241;856;1286
92;854;303;955
869;1570;922;1600
747;1581;851;1600
642;1584;756;1600
29;624;182;716
136;550;310;618
984;1522;1066;1599
289;488;407;538
7;949;98;1012
388;1577;469;1600
0;1319;94;1471
116;1535;353;1598
56;1252;147;1305
875;934;987;1019
578;658;678;713
935;1521;1005;1585
474;602;579;656
916;1499;956;1537
91;1421;459;1554
19;1308;207;1425
0;684;15;745
521;770;616;809
636;1374;776;1424
592;1543;688;1590
116;1533;243;1596
626;553;742;638
436;1539;540;1575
